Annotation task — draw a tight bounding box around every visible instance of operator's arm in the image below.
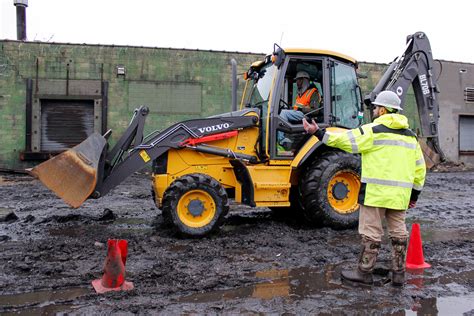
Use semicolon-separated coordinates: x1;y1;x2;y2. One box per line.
410;142;427;207
303;118;374;154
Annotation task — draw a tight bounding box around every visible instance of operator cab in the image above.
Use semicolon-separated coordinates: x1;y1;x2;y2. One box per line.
241;47;363;160
275;59;324;156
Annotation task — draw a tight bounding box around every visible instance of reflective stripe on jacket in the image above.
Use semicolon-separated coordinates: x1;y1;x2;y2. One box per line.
294;87;321;110
319;114;426;210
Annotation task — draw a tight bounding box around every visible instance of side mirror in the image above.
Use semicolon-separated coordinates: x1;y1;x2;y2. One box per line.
271;43;285;68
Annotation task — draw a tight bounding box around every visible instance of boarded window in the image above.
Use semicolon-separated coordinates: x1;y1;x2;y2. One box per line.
459;115;474;152
128;81;202;114
40;99;94;151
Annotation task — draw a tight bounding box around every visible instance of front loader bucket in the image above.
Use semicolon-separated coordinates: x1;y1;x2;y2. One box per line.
28;133;107;208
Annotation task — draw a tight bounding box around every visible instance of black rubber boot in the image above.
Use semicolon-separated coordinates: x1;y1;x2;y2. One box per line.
341;268;374;285
391;237;408;287
341;237;380;285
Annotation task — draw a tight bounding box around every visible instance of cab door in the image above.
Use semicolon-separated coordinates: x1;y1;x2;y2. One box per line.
269;56;326;160
328;59;363;129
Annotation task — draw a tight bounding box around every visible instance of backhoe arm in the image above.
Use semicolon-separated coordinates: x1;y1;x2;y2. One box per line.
364;31;445;163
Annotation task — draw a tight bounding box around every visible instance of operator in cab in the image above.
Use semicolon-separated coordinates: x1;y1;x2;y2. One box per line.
278;71;321;151
303;90;426;287
280;71;321;124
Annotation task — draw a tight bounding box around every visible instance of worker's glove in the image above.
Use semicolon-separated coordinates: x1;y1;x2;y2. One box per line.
408;201;417;209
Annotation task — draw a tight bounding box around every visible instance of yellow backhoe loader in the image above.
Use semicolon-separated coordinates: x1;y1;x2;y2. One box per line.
30;32;443;237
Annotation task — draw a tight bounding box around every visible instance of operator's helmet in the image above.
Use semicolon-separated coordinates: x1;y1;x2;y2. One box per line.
372;90;402;111
294;71;310;80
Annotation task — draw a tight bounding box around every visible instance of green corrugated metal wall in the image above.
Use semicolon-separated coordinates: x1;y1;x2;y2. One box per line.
0;41;263;170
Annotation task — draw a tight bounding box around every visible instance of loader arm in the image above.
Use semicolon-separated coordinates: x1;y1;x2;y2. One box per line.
30;105;259;207
364;31;445;163
97;108;258;197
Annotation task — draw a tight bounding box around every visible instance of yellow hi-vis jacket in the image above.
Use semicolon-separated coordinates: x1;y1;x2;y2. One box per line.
315;114;426;210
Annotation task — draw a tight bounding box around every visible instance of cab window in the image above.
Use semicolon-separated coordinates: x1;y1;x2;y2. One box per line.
246;62;277;155
330;62;361;129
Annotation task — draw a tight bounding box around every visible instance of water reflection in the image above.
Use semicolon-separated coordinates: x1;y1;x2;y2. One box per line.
179;265;343;303
0;287;89;307
406;293;474;315
0;287;89;315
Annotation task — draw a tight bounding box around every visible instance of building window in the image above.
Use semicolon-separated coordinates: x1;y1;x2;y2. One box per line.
459;115;474;154
465;87;474;103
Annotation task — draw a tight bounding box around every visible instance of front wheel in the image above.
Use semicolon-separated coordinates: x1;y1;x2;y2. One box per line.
162;174;229;237
301;151;361;229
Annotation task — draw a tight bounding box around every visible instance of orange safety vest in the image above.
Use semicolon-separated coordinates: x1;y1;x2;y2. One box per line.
293;87;321;110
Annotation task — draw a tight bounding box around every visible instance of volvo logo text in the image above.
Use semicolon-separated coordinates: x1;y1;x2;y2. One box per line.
198;123;230;134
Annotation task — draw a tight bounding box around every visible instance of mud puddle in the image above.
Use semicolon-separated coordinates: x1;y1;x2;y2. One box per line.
178;266;342;303
406;293;474;315
178;264;395;303
177;266;474;314
1;171;474;314
0;287;89;315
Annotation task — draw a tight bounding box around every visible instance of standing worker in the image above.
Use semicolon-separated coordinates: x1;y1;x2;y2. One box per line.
303;90;426;286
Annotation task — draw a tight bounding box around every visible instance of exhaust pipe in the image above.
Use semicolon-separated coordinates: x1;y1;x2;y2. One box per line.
231;58;238;111
14;0;28;41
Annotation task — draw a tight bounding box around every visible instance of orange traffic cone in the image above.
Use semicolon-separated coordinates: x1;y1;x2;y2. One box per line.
406;223;431;269
92;239;134;293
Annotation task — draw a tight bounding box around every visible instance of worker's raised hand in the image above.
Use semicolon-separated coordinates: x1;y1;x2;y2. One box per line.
303;118;319;135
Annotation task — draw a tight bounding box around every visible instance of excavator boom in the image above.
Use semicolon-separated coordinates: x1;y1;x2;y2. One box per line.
364;31;444;166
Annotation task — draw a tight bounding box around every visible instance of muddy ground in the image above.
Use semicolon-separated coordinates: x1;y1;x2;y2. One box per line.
0;169;473;315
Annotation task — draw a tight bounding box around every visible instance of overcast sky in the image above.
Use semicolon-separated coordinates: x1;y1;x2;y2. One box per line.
1;0;473;64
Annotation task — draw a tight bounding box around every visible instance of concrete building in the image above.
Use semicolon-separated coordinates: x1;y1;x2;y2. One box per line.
0;40;473;171
434;61;474;165
0;40;263;170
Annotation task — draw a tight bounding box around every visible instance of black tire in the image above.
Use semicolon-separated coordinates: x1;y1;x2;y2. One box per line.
162;173;229;237
301;151;361;229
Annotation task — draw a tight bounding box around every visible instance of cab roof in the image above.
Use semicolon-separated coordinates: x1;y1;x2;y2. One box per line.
283;48;357;65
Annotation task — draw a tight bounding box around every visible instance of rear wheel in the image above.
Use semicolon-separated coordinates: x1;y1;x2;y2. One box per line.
162;173;229;237
301;151;361;229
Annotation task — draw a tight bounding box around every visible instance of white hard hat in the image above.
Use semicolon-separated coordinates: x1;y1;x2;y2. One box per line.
294;71;310;80
372;90;402;111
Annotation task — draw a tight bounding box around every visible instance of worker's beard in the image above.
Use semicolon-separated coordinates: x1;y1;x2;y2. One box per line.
297;80;310;96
